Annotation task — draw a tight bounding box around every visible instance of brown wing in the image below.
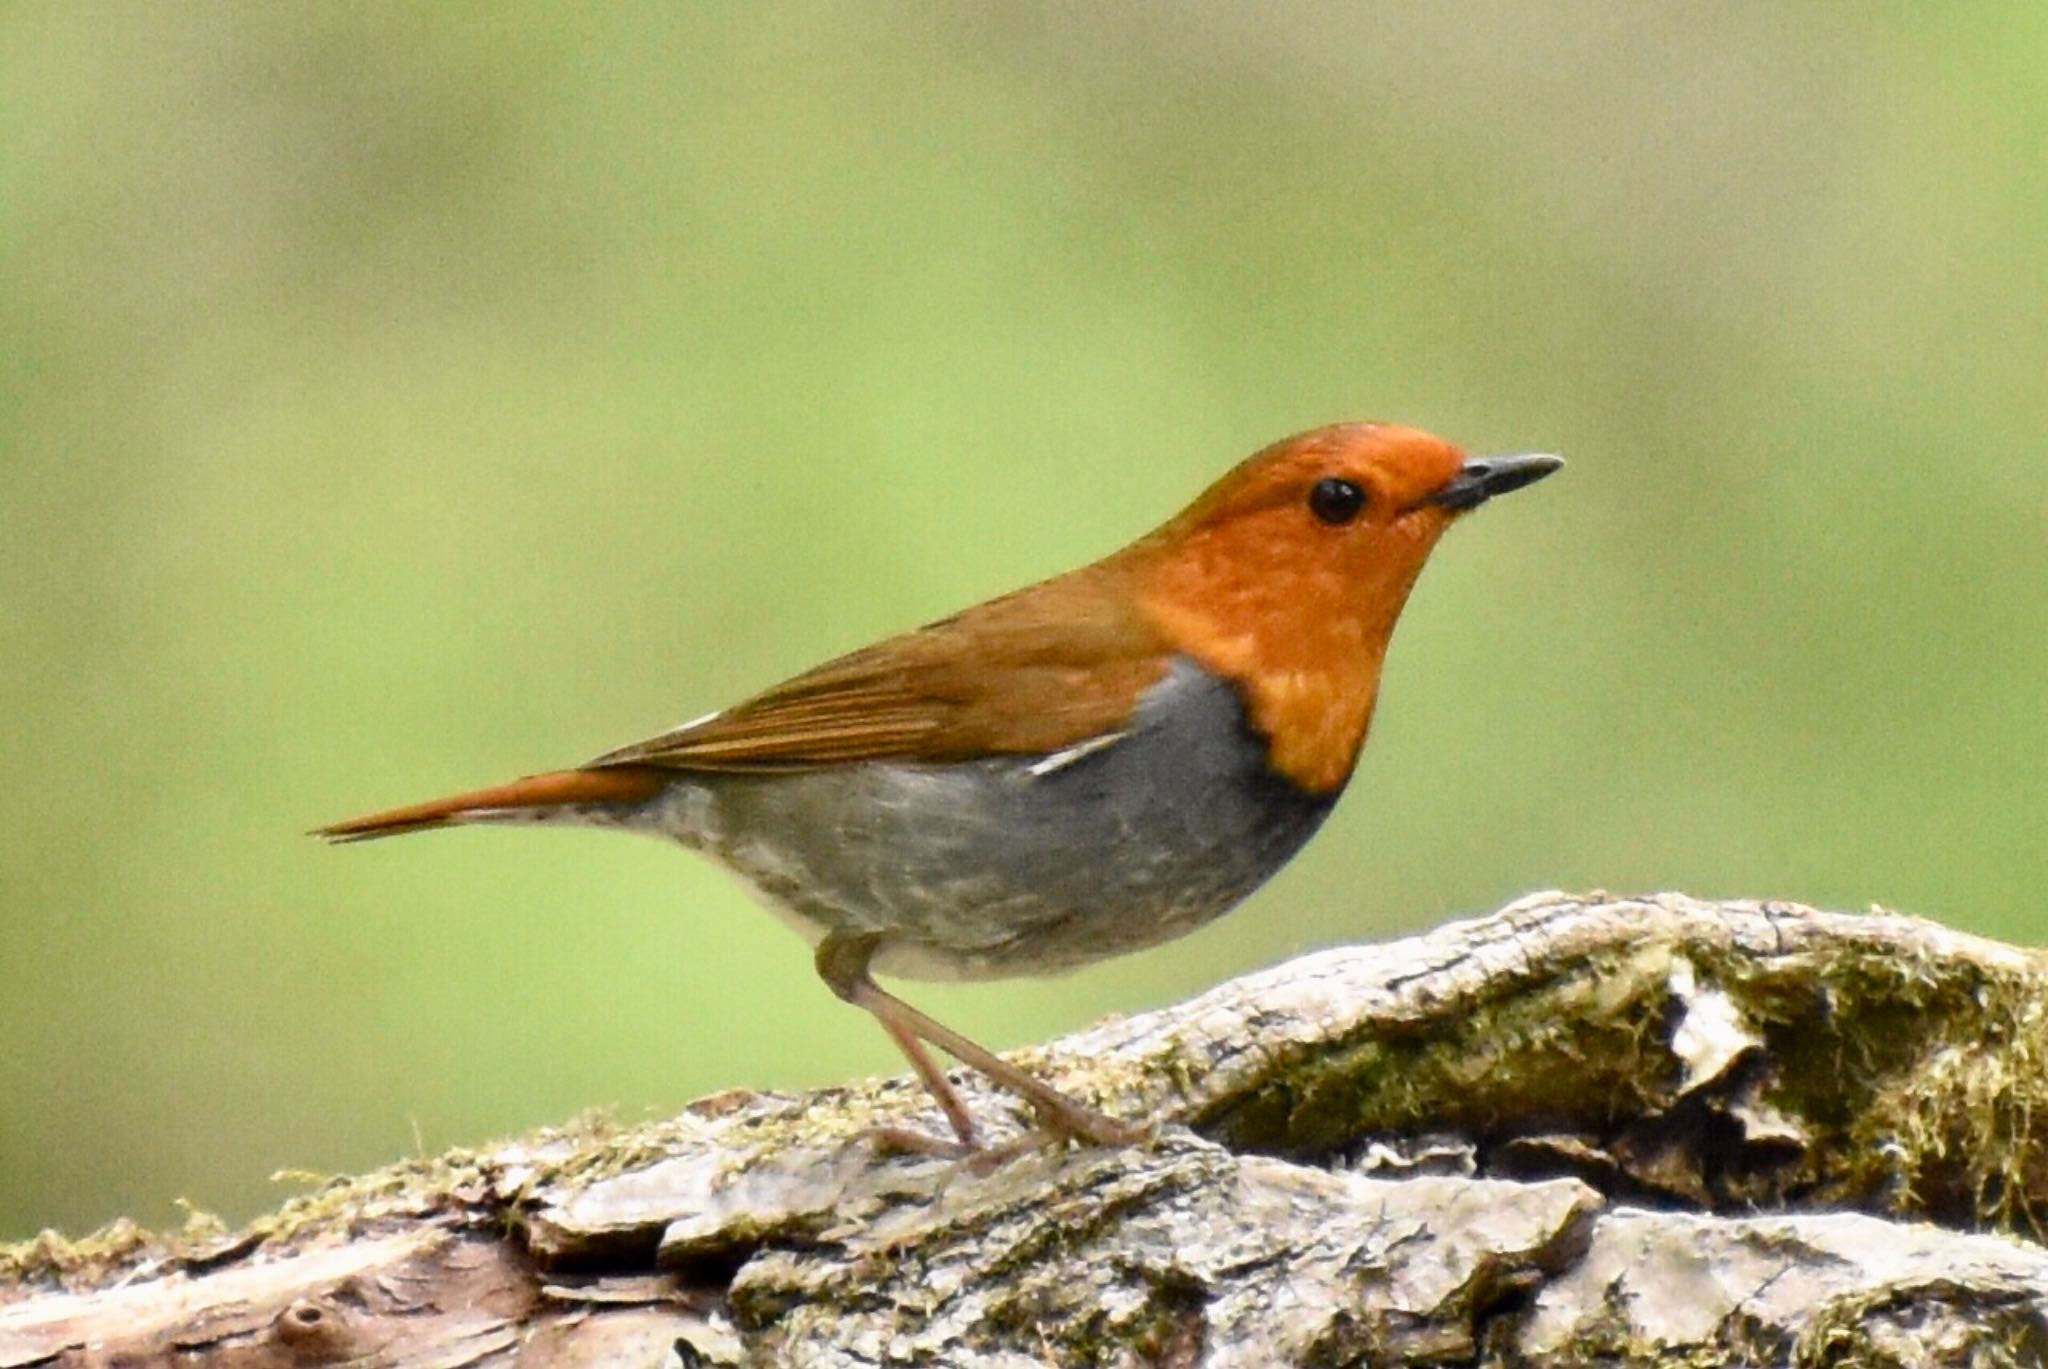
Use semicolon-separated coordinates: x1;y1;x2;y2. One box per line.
586;563;1174;772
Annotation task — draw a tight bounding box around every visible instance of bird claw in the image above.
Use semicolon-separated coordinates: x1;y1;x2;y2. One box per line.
858;1124;977;1161
857;1101;1149;1172
1030;1103;1152;1150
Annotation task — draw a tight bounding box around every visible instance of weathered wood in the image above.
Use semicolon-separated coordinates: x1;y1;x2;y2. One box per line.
5;892;2046;1365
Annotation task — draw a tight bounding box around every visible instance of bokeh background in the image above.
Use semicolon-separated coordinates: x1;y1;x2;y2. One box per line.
4;5;2044;1241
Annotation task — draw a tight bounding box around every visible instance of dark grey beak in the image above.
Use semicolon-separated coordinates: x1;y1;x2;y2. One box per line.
1429;453;1565;512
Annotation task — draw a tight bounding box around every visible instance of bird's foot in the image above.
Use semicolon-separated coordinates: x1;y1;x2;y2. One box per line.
858;1100;1147;1171
859;1123;976;1161
953;1111;1154;1175
1025;1097;1152;1149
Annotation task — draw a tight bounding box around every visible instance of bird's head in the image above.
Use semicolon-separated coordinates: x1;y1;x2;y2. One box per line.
1128;422;1561;792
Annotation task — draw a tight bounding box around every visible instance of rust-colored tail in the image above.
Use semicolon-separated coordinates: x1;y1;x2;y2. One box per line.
313;765;670;843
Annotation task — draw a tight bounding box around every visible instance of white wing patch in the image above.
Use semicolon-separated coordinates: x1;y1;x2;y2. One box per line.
1025;731;1126;777
583;710;725;768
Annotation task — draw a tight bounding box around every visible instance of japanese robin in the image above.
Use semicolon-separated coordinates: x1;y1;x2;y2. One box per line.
318;422;1561;1148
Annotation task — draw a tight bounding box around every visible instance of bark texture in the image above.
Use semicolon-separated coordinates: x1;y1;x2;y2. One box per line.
5;892;2047;1366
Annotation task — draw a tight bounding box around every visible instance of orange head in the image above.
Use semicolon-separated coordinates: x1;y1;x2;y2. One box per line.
1126;422;1561;793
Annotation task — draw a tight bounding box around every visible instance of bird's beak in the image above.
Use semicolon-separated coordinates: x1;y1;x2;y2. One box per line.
1428;453;1565;512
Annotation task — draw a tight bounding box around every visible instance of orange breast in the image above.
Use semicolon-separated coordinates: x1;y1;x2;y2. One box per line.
1130;495;1449;794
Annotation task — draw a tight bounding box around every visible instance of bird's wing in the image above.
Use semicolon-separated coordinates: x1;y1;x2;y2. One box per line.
585;565;1173;772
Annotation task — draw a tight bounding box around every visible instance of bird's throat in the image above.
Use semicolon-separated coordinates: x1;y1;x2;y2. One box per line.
1137;594;1390;794
1133;530;1435;794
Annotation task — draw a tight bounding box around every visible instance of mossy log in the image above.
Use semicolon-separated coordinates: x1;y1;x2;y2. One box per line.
5;892;2047;1366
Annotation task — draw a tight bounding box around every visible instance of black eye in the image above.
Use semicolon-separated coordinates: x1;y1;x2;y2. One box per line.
1308;477;1366;525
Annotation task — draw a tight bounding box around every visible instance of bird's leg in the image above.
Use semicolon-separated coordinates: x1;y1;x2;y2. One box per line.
814;931;1145;1149
860;980;1148;1148
875;1009;982;1150
816;933;980;1147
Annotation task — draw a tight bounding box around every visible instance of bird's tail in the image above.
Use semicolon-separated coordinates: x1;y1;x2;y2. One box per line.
313;765;670;843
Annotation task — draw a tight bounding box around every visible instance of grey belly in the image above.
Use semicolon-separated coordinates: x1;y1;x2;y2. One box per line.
625;658;1337;981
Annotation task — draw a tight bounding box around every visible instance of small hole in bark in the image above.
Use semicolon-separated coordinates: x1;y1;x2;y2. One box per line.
275;1298;341;1347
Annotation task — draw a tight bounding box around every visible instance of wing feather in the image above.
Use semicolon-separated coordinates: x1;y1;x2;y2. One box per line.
587;565;1171;772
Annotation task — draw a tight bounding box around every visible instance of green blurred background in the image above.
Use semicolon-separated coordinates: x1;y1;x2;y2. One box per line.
3;5;2043;1241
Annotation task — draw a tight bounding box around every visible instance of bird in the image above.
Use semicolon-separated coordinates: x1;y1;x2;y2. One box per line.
317;422;1561;1150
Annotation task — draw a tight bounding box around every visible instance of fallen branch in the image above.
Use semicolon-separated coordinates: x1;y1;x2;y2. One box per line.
5;892;2046;1365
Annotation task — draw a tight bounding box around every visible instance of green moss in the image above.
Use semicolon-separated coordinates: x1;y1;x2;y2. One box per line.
0;1219;165;1294
0;1107;664;1294
1852;972;2048;1234
1196;939;1683;1156
1790;1280;2048;1367
1699;929;2048;1237
1192;914;2048;1240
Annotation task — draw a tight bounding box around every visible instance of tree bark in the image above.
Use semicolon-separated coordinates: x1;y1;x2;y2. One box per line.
5;892;2047;1366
